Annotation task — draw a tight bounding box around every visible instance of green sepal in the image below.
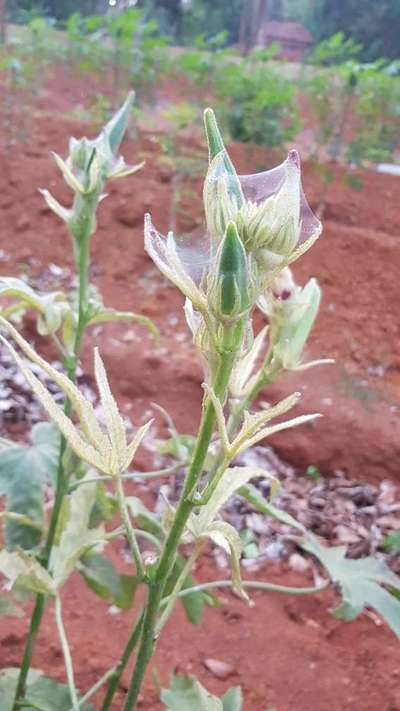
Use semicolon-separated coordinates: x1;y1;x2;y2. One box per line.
104;91;135;155
218;222;249;316
203;107;243;207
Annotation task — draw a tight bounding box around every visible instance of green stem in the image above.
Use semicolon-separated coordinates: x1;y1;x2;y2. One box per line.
55;595;79;711
70;667;117;711
11;234;90;711
115;474;146;580
121;332;238;711
156;542;204;635
178;579;330;598
100;612;144;711
68;465;179;492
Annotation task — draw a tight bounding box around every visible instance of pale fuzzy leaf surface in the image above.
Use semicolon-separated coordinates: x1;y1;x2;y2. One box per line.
191;466;277;535
232;392;301;456
0;667;95;710
203;384;230;453
124;421;153;472
144;214;207;310
0;550;55;595
1;340;105;472
238;413;321;455
205;520;248;600
52;151;85;193
302;535;400;637
51;478;105;588
0;319;151;476
39;188;72;223
0;277;46;312
161;672;223;710
0;318;106;451
94;348;127;458
229;325;269;398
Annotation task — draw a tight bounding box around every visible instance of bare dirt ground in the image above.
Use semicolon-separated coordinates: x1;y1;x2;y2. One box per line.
0;67;399;710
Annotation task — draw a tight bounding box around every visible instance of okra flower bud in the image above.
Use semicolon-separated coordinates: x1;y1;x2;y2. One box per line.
40;92;143;246
259;274;323;370
208;222;251;318
203;109;322;279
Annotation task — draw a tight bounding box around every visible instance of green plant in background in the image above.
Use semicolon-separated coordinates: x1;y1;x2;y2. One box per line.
305;33;400;215
102;7;169;108
175;32;235;93
309;31;362;66
1;106;400;711
304;57;360;215
213;47;300;149
0;56;29;150
347;64;400;165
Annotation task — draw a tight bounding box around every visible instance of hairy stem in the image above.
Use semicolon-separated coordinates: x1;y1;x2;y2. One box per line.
115;474;146;580
68;667;117;711
156;542;204;635
178;578;330;598
55;595;79;711
100;613;144;711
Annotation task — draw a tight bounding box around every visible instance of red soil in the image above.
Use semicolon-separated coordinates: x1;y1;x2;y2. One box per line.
0;69;399;710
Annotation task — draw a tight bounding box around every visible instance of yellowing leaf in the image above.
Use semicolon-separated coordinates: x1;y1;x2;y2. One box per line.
0;550;55;596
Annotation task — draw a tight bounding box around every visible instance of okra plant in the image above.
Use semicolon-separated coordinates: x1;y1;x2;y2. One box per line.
0;100;399;711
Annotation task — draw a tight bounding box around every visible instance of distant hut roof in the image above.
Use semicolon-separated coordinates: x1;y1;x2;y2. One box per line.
260;21;313;44
257;21;313;61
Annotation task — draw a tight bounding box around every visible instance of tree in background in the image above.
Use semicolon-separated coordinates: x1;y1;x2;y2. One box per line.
239;0;268;52
136;0;182;38
180;0;243;46
285;0;400;60
0;0;6;43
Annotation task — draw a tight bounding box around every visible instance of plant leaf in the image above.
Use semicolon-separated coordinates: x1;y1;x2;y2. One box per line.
127;497;164;540
238;484;306;532
302;534;400;637
222;687;243;711
192;467;277;534
104;91;135;155
0;422;60;551
204;520;248;600
164;555;214;626
161;672;223;710
89;481;118;528
0;550;55;595
88;306;158;338
78;553;138;609
0;667;95;710
50;477;106;589
0;668;42;711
